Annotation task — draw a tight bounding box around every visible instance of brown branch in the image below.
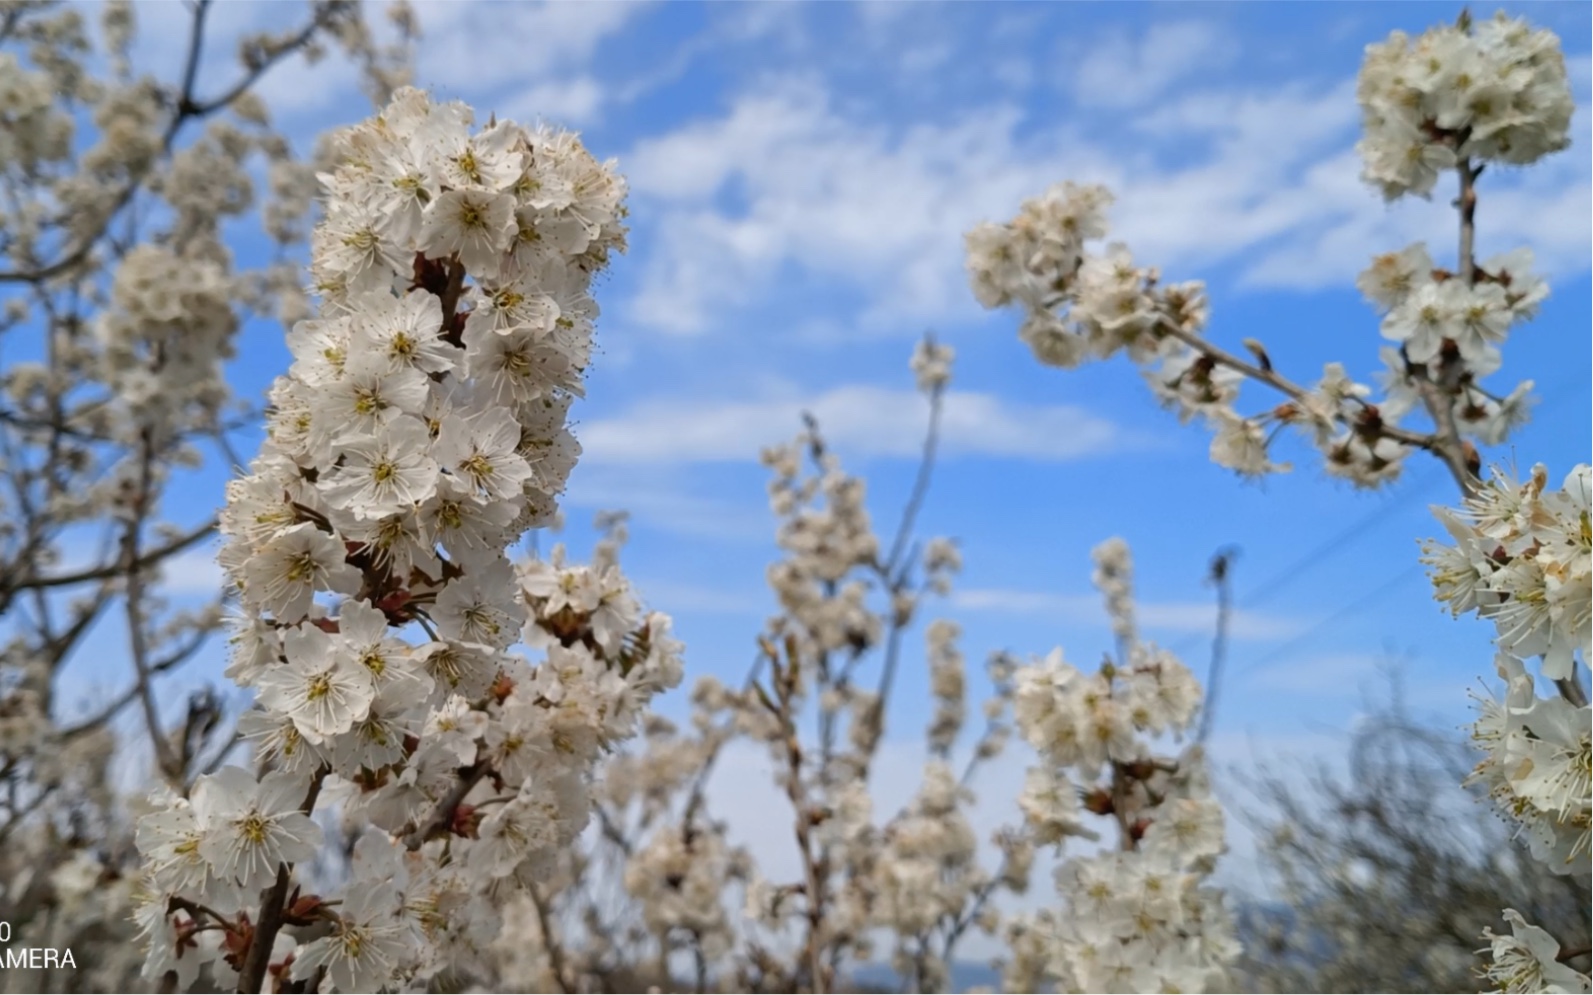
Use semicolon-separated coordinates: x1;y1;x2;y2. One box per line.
236;769;327;994
189;3;351;117
3;517;216;598
1456;155;1478;284
57;621;210;741
403;762;488;850
1197;546;1237;744
768;642;831;994
0;0;345;285
881;374;944;580
529;882;572;994
122;426;182;784
1153;316;1477;494
0;783;56;847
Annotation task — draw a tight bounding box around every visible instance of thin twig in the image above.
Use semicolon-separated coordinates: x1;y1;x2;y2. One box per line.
1197;546;1237;744
236;769;327;994
403;762;488;850
882;380;945;579
122;427;182;784
528;882;572;994
4;518;216;597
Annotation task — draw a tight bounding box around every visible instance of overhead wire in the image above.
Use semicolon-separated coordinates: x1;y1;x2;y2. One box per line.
1168;369;1587;679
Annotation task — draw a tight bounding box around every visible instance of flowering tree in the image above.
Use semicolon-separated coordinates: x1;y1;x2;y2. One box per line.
0;3;1584;995
126;79;701;992
1;1;412;989
480;343;1235;995
1234;676;1591;993
118;70;1233;995
964;9;1589;993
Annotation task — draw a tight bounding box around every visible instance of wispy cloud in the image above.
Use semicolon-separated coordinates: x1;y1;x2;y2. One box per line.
622;50;1590;338
563;468;771;540
623;77;1094;335
1066;20;1239;109
407;0;651;125
141;1;648;129
576;384;1130;465
158;546;227;597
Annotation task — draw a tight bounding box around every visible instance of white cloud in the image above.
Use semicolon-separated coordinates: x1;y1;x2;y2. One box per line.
184;0;647;127
575;384;1129;465
1239;136;1593;290
621;58;1590;339
563;468;771;540
1068;21;1238;109
494;76;607;126
623;78;1096;335
953;587;1302;641
409;0;648;94
158;546;227;597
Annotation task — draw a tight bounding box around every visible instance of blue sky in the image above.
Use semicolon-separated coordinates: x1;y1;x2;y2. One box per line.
25;0;1592;903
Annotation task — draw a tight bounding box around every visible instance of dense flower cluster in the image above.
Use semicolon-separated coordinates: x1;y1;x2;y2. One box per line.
965;12;1572;496
1424;463;1591;683
1468;649;1591;872
1423;462;1589;994
131;87;685;991
1357;241;1543;448
1356;10;1574;200
2;2;416;984
963;180;1429;488
998;540;1237;994
1483;909;1592;994
94;244;241;439
973;9;1586;994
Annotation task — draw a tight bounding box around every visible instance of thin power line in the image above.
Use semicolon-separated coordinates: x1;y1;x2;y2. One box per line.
1232;564;1427;682
1168;368;1586;660
1237;470;1444;611
1166;470;1442;659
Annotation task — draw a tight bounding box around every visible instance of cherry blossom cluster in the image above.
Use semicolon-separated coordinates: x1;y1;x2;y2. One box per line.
1483;909;1593;995
624;820;753;964
970;10;1584;993
997;539;1237;994
470;343;1039;993
131;87;686;992
1356;9;1573;200
3;2;415;983
1424;463;1591;683
844;759;991;993
966;12;1573;495
1466;650;1591;952
964;181;1422;489
93;244;239;441
1357;242;1543;447
1421;463;1589;995
1421;460;1588;862
0;49;74;171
